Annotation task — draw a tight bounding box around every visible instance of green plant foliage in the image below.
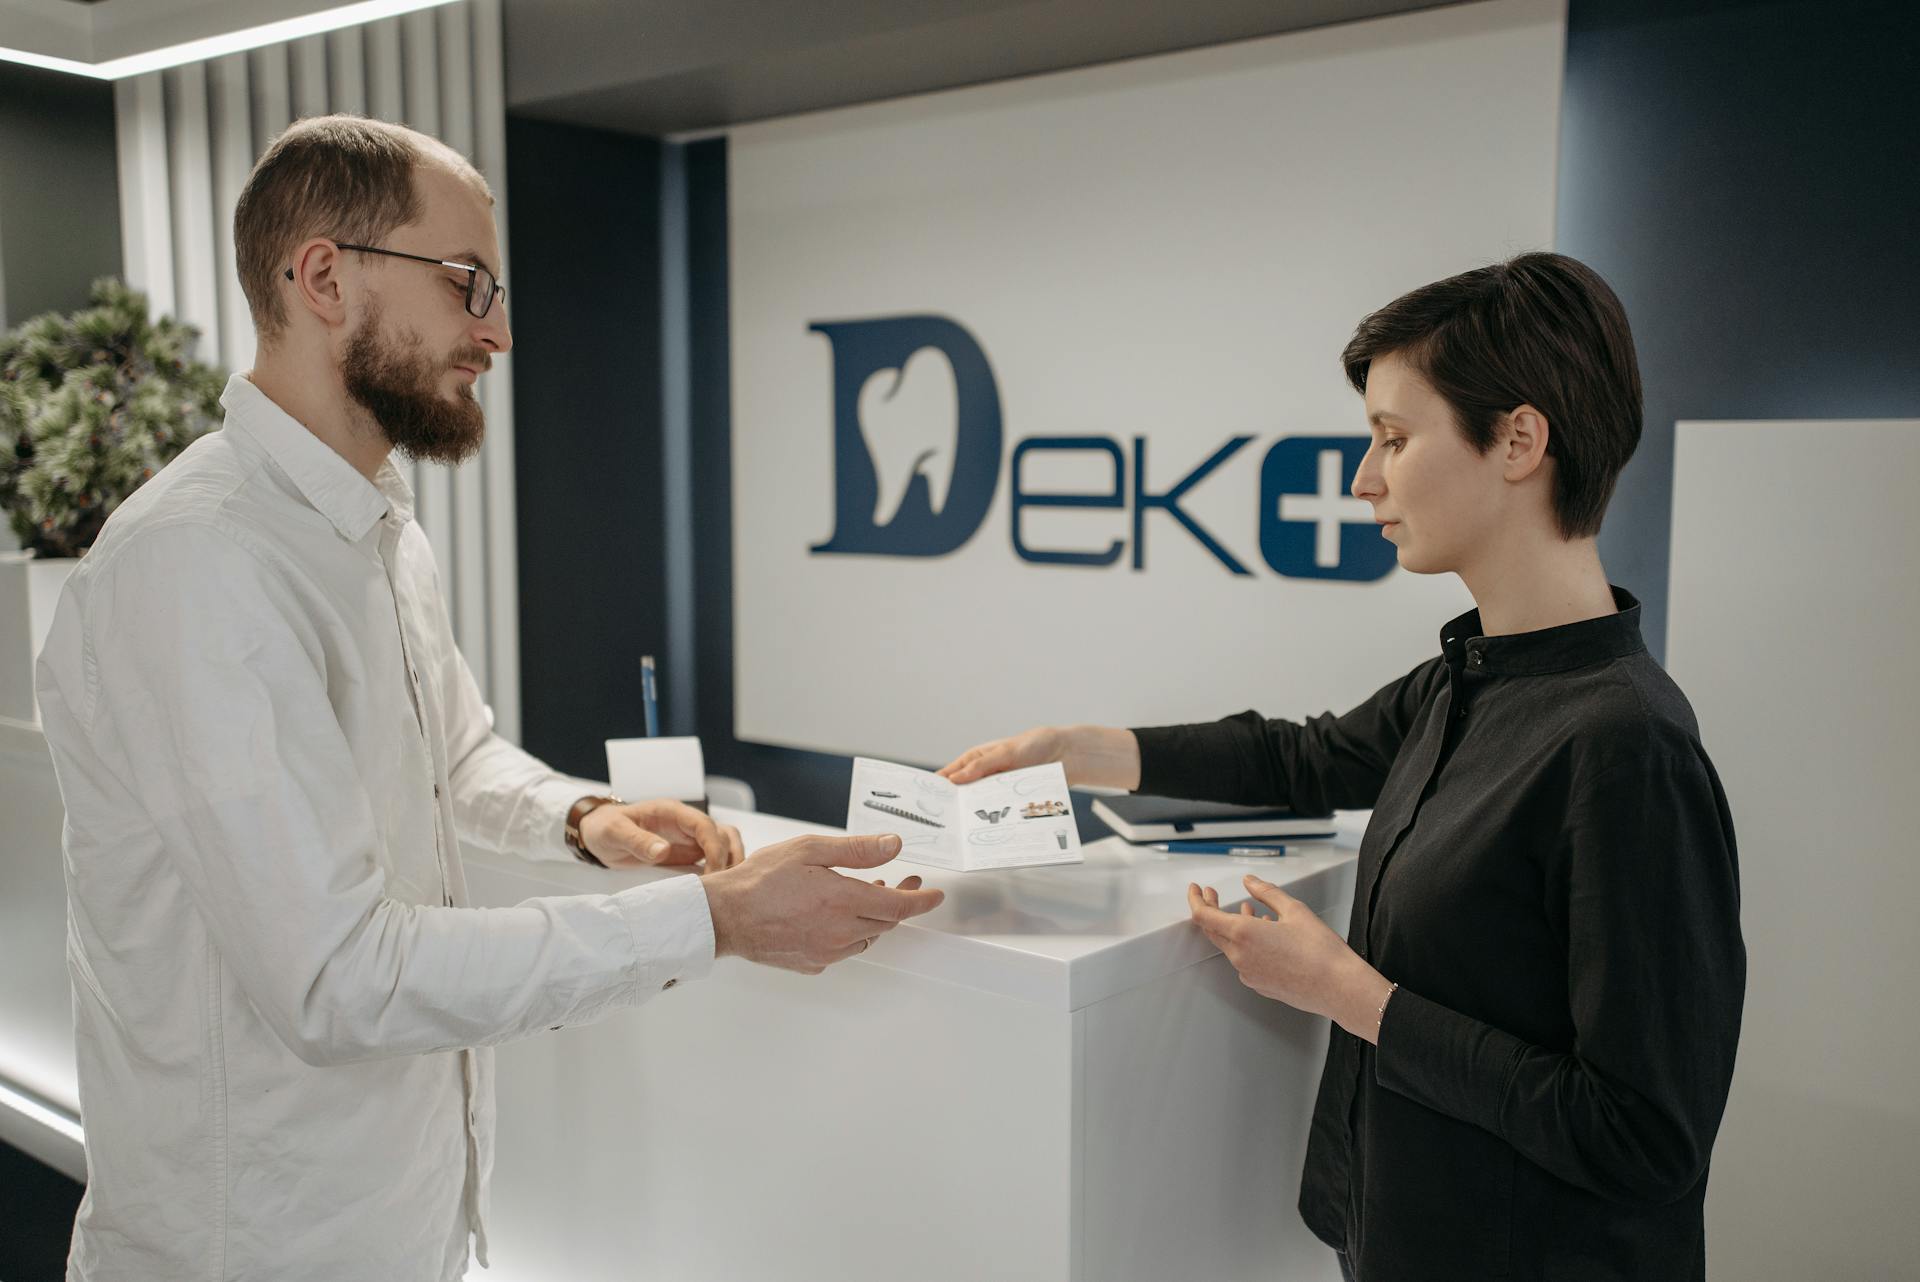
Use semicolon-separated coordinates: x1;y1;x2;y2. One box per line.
0;278;225;558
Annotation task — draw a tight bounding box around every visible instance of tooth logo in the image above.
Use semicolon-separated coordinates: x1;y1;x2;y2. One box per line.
809;315;1002;558
858;346;958;527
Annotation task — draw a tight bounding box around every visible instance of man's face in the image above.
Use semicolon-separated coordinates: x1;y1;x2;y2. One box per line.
1349;351;1510;577
340;163;511;466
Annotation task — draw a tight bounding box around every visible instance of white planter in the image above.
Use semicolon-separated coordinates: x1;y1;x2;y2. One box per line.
0;552;79;723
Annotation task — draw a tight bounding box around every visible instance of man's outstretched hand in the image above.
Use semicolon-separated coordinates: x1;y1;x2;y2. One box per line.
700;833;944;974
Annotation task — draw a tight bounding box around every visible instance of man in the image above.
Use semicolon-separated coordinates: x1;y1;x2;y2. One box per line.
34;115;943;1281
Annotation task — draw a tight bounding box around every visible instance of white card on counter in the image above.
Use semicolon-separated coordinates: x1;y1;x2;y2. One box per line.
606;736;706;803
845;757;1083;872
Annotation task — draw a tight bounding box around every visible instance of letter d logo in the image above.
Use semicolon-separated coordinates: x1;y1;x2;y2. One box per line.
809;315;1002;557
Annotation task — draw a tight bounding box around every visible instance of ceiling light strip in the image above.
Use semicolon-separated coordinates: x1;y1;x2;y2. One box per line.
0;0;462;81
0;1074;83;1146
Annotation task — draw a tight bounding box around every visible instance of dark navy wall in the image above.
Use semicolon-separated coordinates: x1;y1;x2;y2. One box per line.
684;138;856;824
1559;0;1920;657
505;116;670;779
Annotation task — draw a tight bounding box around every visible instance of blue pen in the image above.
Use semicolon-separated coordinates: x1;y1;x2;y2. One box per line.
640;654;660;738
1151;841;1287;856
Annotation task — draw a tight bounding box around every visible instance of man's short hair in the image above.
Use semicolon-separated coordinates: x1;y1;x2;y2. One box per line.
1339;251;1643;540
234;115;490;341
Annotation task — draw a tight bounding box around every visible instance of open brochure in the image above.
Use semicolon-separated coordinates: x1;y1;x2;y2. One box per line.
845;757;1084;872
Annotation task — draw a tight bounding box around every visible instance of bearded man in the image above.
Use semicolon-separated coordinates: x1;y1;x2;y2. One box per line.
35;115;942;1282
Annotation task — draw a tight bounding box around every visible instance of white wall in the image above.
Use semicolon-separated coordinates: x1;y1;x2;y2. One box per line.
1668;419;1920;1280
728;0;1563;764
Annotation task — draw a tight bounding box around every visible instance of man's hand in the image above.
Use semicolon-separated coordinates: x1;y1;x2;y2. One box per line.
1188;875;1394;1043
700;833;945;974
937;724;1141;790
581;799;746;870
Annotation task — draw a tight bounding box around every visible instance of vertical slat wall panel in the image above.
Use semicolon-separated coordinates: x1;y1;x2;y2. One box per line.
289;36;329;120
328;28;367;112
469;0;518;739
208;54;255;377
116;74;176;319
110;2;523;743
398;10;438;549
248;46;291;151
365;19;404;124
400;7;455;625
438;2;488;695
164;66;221;358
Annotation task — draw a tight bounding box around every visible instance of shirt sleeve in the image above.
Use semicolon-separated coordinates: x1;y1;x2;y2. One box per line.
82;520;713;1068
432;588;608;865
1129;656;1444;812
1372;746;1746;1203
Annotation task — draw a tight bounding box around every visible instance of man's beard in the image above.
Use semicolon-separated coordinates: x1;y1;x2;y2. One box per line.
341;304;487;467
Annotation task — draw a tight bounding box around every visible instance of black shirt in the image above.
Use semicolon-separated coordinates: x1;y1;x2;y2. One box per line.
1132;589;1744;1281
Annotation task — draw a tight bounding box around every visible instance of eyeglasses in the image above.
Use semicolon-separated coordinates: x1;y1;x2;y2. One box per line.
282;243;506;319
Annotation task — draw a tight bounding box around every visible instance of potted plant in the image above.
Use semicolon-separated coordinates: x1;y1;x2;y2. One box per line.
0;277;225;721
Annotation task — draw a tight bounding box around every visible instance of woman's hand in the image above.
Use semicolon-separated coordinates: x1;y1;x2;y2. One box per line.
1188;874;1395;1043
937;724;1142;790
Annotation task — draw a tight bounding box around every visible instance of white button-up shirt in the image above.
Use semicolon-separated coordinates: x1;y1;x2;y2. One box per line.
35;374;715;1281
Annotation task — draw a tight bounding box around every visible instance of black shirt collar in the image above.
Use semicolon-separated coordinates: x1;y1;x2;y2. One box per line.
1439;586;1646;677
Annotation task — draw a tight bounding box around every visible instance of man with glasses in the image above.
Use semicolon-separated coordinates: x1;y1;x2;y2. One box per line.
36;115;942;1281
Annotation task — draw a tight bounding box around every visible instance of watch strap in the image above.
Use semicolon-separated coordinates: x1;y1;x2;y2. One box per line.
564;794;623;867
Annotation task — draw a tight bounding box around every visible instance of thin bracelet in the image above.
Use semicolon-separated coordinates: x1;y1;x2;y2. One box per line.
1375;981;1399;1038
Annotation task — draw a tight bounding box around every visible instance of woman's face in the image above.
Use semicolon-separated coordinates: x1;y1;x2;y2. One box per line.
1349;351;1512;577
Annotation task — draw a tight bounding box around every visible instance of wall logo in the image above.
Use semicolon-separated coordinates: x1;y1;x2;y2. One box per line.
809;313;1394;582
808;316;1002;557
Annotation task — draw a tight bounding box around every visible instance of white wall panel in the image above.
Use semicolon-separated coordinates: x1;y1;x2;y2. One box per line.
729;0;1562;762
1670;420;1920;1281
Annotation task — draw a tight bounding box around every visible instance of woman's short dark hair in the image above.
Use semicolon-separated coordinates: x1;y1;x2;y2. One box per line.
1340;252;1642;539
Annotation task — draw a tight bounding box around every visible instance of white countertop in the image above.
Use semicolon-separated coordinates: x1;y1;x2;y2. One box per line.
464;806;1365;1012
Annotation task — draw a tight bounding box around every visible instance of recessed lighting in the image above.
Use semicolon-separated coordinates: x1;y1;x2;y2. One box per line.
0;1076;82;1146
0;0;462;81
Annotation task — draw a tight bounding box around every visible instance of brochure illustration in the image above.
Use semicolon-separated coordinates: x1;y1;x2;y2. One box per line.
845;757;1083;872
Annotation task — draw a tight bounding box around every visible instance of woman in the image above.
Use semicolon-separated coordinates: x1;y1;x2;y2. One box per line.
939;253;1745;1282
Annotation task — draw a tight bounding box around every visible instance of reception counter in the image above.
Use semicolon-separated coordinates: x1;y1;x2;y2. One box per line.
1;711;1361;1280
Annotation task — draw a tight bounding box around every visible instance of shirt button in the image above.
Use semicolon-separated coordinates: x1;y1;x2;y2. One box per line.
662;979;678;991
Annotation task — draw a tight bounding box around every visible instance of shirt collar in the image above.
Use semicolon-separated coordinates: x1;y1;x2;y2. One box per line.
1439;586;1647;677
219;373;414;541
